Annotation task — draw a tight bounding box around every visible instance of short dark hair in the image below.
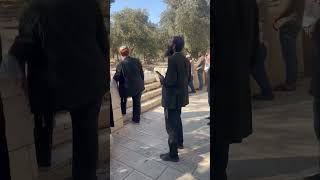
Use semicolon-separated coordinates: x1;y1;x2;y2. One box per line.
169;36;185;52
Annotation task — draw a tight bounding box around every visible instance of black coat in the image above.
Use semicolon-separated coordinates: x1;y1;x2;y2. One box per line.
0;37;11;180
113;57;144;97
213;0;259;144
9;0;108;111
9;4;50;113
162;52;190;109
311;20;320;98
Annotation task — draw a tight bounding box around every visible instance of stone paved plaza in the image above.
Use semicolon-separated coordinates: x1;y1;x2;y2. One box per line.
108;79;320;180
110;91;210;180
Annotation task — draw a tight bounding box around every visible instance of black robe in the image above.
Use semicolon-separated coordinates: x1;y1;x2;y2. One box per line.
0;36;11;180
162;52;190;109
213;0;259;144
9;0;109;111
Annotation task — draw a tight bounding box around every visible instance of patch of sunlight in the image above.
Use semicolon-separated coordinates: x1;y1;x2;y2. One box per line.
196;153;210;173
176;173;197;180
119;168;130;173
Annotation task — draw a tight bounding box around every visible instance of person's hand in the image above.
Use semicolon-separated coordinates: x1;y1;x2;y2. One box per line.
273;19;281;31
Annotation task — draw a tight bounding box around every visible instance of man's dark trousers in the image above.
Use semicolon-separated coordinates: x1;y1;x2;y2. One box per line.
132;91;142;123
164;108;183;157
120;91;142;122
33;113;54;167
120;96;127;115
213;141;230;180
69;98;102;180
279;20;300;85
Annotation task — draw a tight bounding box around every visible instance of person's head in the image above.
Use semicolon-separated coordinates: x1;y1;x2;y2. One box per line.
165;36;185;56
206;52;210;63
198;51;206;57
119;46;130;60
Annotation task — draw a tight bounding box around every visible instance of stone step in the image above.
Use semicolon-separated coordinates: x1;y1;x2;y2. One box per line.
37;129;110;180
144;81;161;93
126;87;162;108
52;104;110;147
123;95;162;122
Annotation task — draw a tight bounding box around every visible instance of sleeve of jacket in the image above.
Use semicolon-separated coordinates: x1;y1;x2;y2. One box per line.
96;3;108;60
113;62;123;82
8;3;39;64
163;57;177;88
138;60;144;81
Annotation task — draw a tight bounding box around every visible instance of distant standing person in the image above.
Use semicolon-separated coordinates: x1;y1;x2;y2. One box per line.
113;46;145;123
205;53;211;123
160;36;190;162
304;0;320;179
272;0;306;91
0;35;11;180
186;54;196;94
251;21;274;100
195;52;206;90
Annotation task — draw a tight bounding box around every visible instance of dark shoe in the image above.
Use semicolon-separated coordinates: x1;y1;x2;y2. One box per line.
205;116;210;119
252;94;274;101
160;153;179;162
132;120;140;124
274;84;296;91
207;122;210;126
178;145;184;149
304;173;320;179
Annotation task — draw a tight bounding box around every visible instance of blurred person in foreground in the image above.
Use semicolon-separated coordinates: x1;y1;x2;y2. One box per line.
304;0;320;179
213;0;259;179
272;0;306;91
8;0;108;179
0;34;11;180
160;36;190;162
251;21;274;101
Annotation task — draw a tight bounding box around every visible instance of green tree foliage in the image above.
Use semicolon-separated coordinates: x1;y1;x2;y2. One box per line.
161;0;210;56
110;0;210;63
111;8;159;62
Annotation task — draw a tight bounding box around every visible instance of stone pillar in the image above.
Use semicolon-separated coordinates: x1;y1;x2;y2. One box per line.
110;78;123;132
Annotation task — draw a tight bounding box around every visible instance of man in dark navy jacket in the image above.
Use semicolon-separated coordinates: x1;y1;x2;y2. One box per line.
113;46;145;123
160;36;190;162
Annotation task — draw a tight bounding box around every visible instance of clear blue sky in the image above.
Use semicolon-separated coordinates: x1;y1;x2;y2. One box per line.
111;0;167;24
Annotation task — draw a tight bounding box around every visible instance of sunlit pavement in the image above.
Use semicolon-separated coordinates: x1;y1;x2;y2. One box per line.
109;91;210;180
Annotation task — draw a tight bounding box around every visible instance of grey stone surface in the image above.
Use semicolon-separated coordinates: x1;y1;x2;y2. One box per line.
111;92;210;180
